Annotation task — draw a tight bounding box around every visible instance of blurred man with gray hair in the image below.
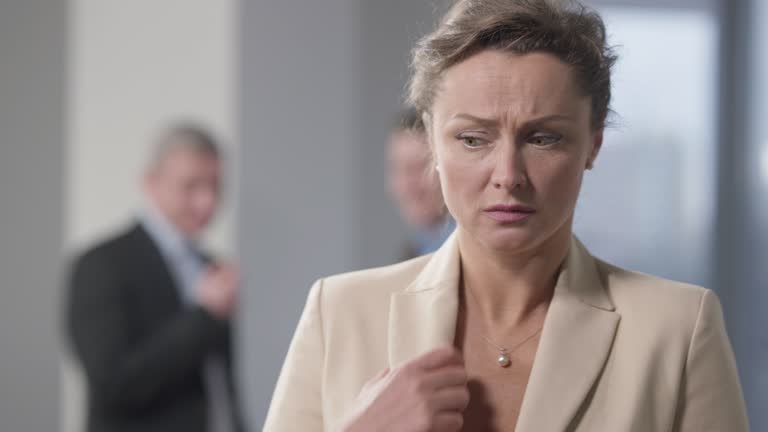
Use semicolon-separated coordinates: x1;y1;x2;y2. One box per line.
67;123;244;432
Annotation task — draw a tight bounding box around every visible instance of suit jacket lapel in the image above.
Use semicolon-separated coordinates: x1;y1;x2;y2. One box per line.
388;233;461;368
515;237;620;432
130;223;184;310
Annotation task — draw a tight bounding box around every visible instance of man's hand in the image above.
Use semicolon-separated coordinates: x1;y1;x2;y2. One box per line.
198;263;239;319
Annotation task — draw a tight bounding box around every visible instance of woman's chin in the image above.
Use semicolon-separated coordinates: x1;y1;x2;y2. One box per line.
475;227;542;254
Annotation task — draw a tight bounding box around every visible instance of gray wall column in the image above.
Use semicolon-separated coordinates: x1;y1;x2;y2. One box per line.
239;0;362;428
239;0;447;427
716;0;768;429
0;0;67;430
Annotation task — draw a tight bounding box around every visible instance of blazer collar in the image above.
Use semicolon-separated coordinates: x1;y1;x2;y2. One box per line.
388;232;620;431
388;232;462;368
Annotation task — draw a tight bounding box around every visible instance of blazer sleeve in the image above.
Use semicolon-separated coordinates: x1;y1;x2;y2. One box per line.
67;249;229;413
263;279;326;432
673;290;750;431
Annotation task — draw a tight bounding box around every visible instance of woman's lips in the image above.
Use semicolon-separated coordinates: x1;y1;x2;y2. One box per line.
483;204;536;223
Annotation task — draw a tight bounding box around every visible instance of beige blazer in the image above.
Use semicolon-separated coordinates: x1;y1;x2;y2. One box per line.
264;234;748;431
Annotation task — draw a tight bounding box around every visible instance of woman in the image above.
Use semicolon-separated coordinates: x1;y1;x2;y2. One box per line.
264;0;748;431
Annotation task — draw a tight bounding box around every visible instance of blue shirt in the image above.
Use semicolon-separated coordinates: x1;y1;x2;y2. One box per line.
409;216;456;256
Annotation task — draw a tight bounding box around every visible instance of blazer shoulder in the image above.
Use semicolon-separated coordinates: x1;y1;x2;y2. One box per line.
70;224;147;272
318;254;433;306
595;258;714;331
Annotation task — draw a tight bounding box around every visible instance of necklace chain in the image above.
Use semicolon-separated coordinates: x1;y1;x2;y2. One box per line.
479;328;542;354
461;286;544;365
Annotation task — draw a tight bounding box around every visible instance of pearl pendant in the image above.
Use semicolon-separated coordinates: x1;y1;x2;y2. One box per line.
497;351;511;368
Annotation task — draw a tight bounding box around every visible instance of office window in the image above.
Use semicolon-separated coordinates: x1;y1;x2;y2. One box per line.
574;8;718;286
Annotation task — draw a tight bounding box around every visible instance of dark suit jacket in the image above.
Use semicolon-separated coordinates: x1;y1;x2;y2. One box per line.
67;223;245;432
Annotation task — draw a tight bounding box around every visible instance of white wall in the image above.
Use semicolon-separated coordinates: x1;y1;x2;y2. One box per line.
64;1;239;431
67;0;239;254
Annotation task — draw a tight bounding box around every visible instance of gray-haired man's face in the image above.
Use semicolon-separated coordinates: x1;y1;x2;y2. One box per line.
145;146;221;237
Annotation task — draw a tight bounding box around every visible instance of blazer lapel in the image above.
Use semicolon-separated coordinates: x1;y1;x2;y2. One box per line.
387;233;620;431
515;237;620;432
388;233;461;368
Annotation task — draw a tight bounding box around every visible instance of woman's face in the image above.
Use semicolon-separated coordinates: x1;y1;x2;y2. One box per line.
430;50;602;254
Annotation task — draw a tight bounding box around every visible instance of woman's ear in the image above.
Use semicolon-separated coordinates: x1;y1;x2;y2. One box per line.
587;129;604;170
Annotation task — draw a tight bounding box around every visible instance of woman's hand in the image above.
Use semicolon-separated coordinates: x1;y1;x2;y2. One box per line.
341;346;469;432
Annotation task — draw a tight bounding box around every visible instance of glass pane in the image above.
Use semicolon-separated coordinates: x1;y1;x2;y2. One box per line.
574;7;718;287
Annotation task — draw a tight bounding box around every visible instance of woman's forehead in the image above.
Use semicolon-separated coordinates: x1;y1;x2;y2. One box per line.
433;51;588;123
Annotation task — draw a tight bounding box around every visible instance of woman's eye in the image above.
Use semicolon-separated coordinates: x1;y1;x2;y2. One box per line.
528;133;562;147
459;136;486;148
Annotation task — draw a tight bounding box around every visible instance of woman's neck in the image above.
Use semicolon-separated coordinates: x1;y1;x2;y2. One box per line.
457;224;571;327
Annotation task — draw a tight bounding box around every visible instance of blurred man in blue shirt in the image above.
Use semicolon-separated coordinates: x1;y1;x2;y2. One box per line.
388;109;454;259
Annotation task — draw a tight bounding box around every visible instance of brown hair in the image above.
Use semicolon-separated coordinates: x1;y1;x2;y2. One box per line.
393;107;426;134
408;0;617;130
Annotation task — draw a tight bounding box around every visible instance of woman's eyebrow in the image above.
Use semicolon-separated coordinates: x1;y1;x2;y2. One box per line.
448;113;575;127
